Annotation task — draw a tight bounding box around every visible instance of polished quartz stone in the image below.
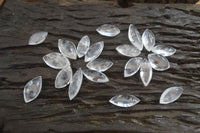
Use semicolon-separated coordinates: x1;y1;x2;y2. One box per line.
116;44;141;57
109;95;140;107
28;31;48;45
140;59;152;86
142;29;155;51
85;41;104;62
82;69;109;83
43;52;70;69
96;24;120;37
58;39;77;60
68;68;83;100
55;67;72;88
128;24;143;51
148;53;170;71
160;87;183;104
77;35;90;58
86;58;113;72
124;57;143;77
23;76;42;103
152;45;176;57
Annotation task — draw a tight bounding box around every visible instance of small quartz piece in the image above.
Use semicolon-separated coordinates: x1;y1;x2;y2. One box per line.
116;44;141;57
86;58;113;72
77;35;90;58
152;45;176;57
43;52;70;69
142;29;155;51
82;69;109;83
23;76;42;103
29;31;48;45
140;59;152;86
160;87;183;104
96;24;120;37
109;95;140;107
58;39;77;60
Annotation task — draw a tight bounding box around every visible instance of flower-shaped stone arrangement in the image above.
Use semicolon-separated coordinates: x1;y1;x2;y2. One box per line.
116;24;176;86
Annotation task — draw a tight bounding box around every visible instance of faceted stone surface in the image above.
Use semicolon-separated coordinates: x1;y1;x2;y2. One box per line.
96;24;120;37
142;29;155;51
68;68;83;100
82;69;109;83
116;44;141;57
160;87;183;104
77;35;90;58
148;53;170;71
28;31;48;45
85;41;104;62
43;52;70;69
152;45;176;56
124;57;143;77
109;95;140;107
55;67;72;88
128;24;143;51
23;76;42;103
58;39;77;60
86;58;113;72
140;59;152;86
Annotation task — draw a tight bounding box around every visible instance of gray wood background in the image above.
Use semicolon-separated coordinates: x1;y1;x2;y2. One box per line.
0;0;200;132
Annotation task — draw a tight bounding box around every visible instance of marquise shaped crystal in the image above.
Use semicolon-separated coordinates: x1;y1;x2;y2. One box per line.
96;24;120;37
152;45;176;57
142;29;155;51
23;76;42;103
116;44;141;57
109;95;140;107
77;35;90;58
29;31;48;45
83;69;109;83
160;87;183;104
140;59;152;86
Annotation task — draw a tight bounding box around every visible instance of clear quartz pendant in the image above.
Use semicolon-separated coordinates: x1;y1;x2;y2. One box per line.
43;52;70;69
109;95;140;107
128;24;143;51
82;69;109;83
152;45;176;56
85;41;104;62
58;39;77;60
55;67;73;88
140;59;152;86
116;44;141;57
96;24;120;37
28;31;48;45
160;87;183;104
23;76;42;103
124;57;143;77
68;68;83;100
142;29;155;51
148;53;170;71
86;58;113;72
77;35;90;58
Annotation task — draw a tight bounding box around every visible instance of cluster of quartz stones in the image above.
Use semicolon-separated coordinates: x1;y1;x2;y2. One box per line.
23;24;183;108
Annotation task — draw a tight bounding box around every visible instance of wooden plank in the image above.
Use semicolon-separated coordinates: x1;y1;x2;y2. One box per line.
0;0;200;132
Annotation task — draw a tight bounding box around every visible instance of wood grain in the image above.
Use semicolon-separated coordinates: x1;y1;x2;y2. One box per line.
0;0;200;132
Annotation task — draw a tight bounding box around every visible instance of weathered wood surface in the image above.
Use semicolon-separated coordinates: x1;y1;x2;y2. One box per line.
0;0;200;132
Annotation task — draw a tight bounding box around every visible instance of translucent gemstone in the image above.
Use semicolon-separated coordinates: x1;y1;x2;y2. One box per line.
77;35;90;58
55;67;73;88
96;24;120;37
86;58;113;72
109;95;140;107
142;29;155;51
28;31;48;45
23;76;42;103
128;24;143;51
43;52;70;69
85;41;104;62
160;87;183;104
68;68;83;100
140;59;152;86
148;53;170;71
82;69;109;83
58;39;77;60
116;44;141;57
124;57;143;77
152;45;176;56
